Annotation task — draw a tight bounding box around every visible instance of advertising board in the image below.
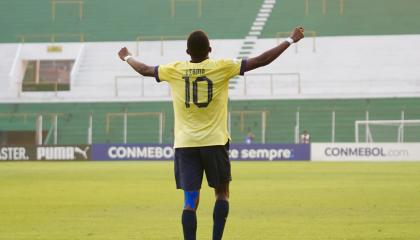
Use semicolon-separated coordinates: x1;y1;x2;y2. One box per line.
91;144;311;161
311;143;420;161
0;145;91;161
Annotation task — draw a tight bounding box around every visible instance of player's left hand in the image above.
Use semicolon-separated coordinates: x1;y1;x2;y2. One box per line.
118;47;132;61
290;27;305;43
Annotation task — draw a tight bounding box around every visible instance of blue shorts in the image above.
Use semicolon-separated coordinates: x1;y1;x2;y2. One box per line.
174;142;231;191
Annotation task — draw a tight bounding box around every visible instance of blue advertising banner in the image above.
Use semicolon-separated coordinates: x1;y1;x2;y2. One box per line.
92;144;174;161
92;144;310;161
230;144;310;161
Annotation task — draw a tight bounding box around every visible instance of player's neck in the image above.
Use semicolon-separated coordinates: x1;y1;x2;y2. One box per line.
190;56;209;63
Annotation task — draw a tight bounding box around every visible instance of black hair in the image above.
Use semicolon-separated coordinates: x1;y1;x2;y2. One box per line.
187;30;210;59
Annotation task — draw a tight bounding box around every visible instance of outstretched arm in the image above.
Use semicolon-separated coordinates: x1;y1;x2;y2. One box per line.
118;47;155;77
244;27;305;72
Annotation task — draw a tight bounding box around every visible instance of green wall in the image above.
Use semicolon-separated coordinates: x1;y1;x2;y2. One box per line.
1;98;420;144
1;0;420;43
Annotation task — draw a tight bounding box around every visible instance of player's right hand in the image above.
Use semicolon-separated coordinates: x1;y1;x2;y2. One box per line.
290;27;304;43
118;47;132;61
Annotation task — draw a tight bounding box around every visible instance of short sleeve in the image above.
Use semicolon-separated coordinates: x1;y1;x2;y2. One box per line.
219;59;247;80
154;62;179;83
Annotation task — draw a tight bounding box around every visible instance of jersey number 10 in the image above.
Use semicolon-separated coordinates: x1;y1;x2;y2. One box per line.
183;76;213;108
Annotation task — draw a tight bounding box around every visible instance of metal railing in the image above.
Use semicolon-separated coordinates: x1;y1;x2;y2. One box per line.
51;0;84;20
304;0;345;15
106;112;165;144
114;75;171;97
228;110;268;144
170;0;202;18
0;113;64;145
135;35;187;56
243;72;302;95
18;33;85;43
355;118;420;143
17;81;69;98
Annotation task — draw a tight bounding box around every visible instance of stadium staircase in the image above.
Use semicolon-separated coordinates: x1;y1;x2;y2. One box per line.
230;0;276;88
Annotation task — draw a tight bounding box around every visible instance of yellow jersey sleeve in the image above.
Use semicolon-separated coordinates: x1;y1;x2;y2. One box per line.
154;61;182;83
217;59;247;80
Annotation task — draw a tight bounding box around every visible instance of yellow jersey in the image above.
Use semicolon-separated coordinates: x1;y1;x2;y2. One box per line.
155;59;246;148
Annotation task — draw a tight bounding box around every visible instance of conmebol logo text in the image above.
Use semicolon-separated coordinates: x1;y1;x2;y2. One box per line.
311;143;418;161
108;146;174;159
325;147;385;157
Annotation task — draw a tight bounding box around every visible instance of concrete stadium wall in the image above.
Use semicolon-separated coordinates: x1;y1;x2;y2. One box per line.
1;98;420;145
1;35;420;102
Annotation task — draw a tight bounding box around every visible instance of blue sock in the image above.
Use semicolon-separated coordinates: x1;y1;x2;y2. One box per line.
182;210;197;240
212;200;229;240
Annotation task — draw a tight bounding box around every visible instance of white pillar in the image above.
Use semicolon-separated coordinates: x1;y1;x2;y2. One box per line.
36;115;43;145
53;114;58;145
159;112;164;144
88;113;93;144
365;111;369;143
261;111;266;144
295;109;300;143
123;111;128;144
400;110;405;143
355;121;359;143
331;110;335;143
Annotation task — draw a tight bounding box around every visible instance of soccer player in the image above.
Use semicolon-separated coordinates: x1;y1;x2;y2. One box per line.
300;129;311;144
118;27;304;240
245;129;256;144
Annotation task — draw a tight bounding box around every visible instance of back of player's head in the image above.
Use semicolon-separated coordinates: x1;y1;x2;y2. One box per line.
187;30;211;59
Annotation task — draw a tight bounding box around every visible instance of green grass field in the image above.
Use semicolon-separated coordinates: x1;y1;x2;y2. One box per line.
1;161;420;240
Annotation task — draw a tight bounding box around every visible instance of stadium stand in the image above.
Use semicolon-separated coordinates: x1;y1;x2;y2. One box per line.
0;0;263;42
263;0;420;37
72;40;240;98
243;35;420;97
1;0;419;43
2;35;419;100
